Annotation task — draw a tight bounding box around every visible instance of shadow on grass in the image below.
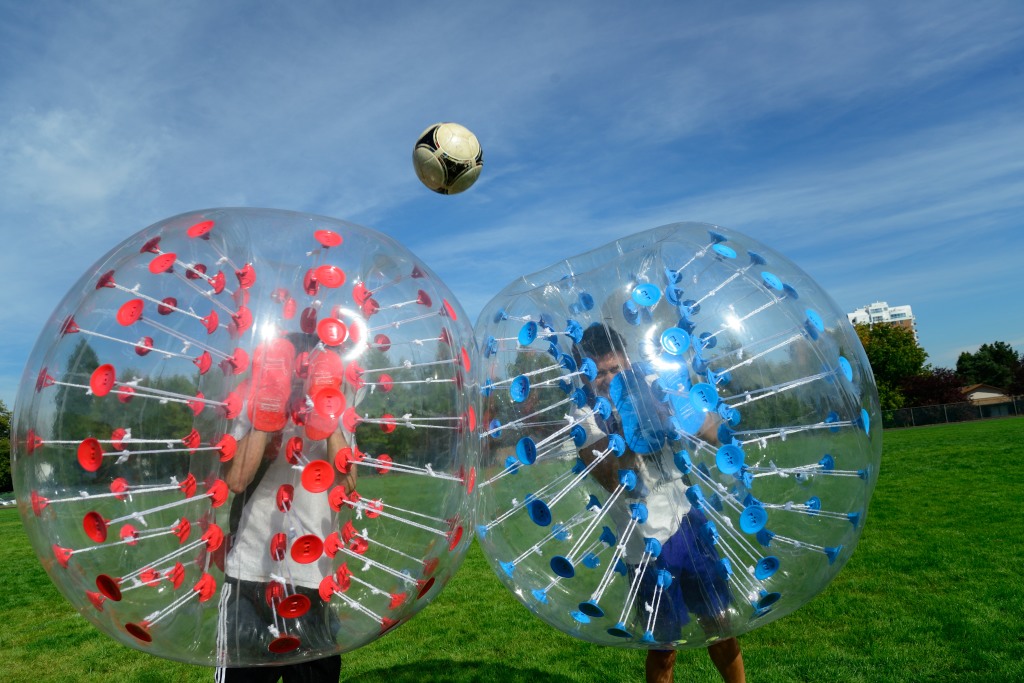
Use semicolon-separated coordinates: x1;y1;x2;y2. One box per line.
344;658;576;683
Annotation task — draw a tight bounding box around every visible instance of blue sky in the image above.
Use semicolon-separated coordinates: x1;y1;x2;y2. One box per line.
2;0;1023;409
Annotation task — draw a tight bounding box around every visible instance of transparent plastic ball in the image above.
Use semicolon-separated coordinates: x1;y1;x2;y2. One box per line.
474;222;880;649
13;208;477;666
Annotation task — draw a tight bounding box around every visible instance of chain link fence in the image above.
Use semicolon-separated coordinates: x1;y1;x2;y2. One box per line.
883;396;1024;429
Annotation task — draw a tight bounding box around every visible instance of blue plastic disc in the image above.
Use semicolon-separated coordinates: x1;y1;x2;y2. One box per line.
708;230;727;244
531;588;549;604
570;388;587;409
565;319;584;343
805;308;824;339
716;444;745;475
685;484;705;507
824;545;843;564
754;556;780;580
518;321;538;346
578;600;605;618
509;375;530;403
484;336;499;358
557;379;573;394
606;433;626;456
747;251;767;266
717;557;732;580
618;469;638;491
818;453;835;471
570;610;590;625
579;292;595;310
860;408;870;435
629;502;649;523
553;523;570;541
706;368;730;386
488;418;503;438
712;244;737;259
783;283;799;300
607;623;633;639
503;456;519;474
632;283;662;307
568;424;586;448
550;555;576;579
594;396;612;420
756;529;775;547
527;499;552;527
805;496;821;512
666;286;683;305
516;437;537;465
493;308;509;323
673;449;692;474
690;383;719;413
499;561;515;577
656;569;673;589
761;271;783;291
698;331;717;349
681;299;701;317
622;300;641;326
702;520;719;545
644;537;662;558
755;591;782;610
582;553;600;569
660;327;690;355
599;526;616;546
837;356;853;382
580;357;598;381
559;353;578;372
740;505;768;534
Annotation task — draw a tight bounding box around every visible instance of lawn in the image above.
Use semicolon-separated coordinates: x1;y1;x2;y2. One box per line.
1;418;1022;682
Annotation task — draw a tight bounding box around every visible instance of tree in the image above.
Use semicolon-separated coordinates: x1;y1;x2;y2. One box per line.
899;368;965;407
0;399;10;493
956;341;1021;389
854;323;928;411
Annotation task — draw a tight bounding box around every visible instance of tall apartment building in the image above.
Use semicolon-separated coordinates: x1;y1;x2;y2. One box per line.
847;301;917;340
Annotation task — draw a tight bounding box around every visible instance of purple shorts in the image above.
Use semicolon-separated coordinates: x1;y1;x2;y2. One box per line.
630;508;731;641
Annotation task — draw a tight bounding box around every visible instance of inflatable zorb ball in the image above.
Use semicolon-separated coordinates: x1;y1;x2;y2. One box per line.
13;208;477;666
474;222;880;649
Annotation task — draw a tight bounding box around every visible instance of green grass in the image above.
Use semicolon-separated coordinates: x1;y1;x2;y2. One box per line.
2;419;1023;682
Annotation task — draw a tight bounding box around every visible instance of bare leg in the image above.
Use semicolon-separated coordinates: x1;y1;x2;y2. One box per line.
646;650;676;683
707;638;745;683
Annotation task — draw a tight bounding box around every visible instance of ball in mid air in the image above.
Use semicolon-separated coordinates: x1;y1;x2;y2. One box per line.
412;122;483;195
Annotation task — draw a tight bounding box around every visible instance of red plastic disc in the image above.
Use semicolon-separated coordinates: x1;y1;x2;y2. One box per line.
96;574;121;601
376;454;393;475
202;309;219;334
229;347;249;374
283;297;297;319
125;622;152;643
270;533;288;561
316;317;347;346
208;480;229;507
285;436;304;465
290;535;324;565
187;219;215;238
422;557;440;576
465;466;477;494
276;484;294;513
110;478;129;500
181;428;202;452
231;306;253;335
96;270;116;289
361;298;380;318
117;299;145;326
35;367;54;392
158;297;177;315
301;460;334;493
333;447;351;474
216;434;237;462
86;590;105;610
417;577;435;600
135;333;156;356
110;427;128;450
344;362;365;389
312;386;346;420
179;472;198;497
308;350;344;390
328;486;347;513
193;350;212;375
167;562;186;589
352;281;370;305
193;572;217;602
173;518;192;543
335;563;352;591
349;536;369;555
319;575;339;601
314;229;343;247
53;544;73;568
379;374;393;393
411;265;426;279
186;262;207;280
380;414;396;434
265;581;285;606
389;592;407;610
117;385;135;404
448;525;464;551
60;315;80;335
315;264;346;288
365;499;383;519
373;334;391;352
209;270;226;294
31;490;49;516
341;520;357;543
202;523;225;552
236;263;256;289
25;429;44;455
148;252;176;274
439;328;453;347
268;635;301;654
342;407;361;433
416;289;432;307
299;307;319;336
139;566;159;585
303;411;337;441
324;531;343;558
460;347;472;372
303;268;320;296
442;299;458;320
77;438;104;472
219;390;242;419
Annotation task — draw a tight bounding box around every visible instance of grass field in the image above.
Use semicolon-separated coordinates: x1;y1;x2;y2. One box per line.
1;418;1022;682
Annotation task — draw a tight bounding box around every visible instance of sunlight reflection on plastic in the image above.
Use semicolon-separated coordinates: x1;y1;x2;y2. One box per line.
12;208;477;666
474;222;881;650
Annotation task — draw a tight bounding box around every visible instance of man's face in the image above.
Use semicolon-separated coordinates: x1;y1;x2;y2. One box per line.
592;352;628;397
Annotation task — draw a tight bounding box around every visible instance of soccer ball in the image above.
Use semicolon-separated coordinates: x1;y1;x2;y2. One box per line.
412;122;483;195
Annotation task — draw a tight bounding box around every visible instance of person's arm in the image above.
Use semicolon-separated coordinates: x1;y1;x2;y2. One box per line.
224;429;281;494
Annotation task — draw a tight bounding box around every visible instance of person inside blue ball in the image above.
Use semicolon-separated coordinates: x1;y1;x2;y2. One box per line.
575;323;745;683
